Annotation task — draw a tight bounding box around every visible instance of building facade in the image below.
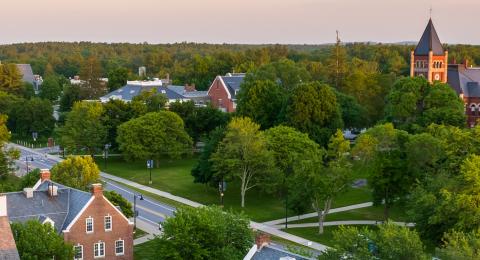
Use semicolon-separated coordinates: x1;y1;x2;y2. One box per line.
0;170;134;260
207;73;245;112
411;19;480;127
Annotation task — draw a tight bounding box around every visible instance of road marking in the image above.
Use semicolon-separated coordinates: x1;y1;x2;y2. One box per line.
103;180;175;213
138;216;160;226
137;205;168;219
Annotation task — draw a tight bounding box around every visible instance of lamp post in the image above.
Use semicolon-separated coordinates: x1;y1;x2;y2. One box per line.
133;193;144;232
147;159;153;184
104;144;111;169
25;156;34;174
218;179;226;207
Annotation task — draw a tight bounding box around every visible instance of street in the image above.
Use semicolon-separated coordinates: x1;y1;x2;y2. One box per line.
11;144;175;230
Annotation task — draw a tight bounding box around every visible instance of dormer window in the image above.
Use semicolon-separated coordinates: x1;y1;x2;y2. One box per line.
86;217;94;233
104;215;112;231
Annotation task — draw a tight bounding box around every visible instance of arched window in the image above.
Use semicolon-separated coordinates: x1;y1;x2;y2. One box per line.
470;104;477;114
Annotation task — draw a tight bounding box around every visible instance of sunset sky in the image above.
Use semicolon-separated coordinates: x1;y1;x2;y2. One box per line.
2;0;479;44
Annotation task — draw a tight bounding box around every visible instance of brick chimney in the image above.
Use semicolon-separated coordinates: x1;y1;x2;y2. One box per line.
91;183;103;197
255;233;270;251
40;169;51;182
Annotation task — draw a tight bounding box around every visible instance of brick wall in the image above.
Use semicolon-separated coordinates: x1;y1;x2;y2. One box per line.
63;192;133;260
208;77;235;112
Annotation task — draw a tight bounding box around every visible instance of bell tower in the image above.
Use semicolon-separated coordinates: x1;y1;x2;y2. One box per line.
410;19;448;83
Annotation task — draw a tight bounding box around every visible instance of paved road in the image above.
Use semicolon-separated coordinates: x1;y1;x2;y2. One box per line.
10;144;175;231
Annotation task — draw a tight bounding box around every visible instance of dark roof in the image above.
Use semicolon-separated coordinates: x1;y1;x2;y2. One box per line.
15;64;35;84
252;245;313;260
414;19;444;56
100;84;205;102
4;181;91;233
220;75;245;99
447;64;480;98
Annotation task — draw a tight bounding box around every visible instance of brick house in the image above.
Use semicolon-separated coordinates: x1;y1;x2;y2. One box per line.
0;170;134;260
207;73;246;112
411;18;480;127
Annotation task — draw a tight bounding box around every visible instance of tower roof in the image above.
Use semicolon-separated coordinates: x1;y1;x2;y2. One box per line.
414;19;444;56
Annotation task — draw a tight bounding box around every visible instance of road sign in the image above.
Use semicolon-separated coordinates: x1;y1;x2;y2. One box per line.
32;132;38;141
147;160;154;169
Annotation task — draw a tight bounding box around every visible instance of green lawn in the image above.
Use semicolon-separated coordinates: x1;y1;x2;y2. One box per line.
134;239;157;260
288;205;409;224
133;228;148;239
98;157;372;222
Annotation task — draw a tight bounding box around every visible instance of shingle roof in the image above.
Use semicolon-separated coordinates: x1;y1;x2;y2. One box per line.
220;75;245;99
100;84;206;102
4;181;92;233
414;19;444;56
447;64;480;98
15;64;35;84
252;245;313;260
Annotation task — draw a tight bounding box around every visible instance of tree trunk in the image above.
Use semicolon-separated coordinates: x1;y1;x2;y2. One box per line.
241;189;245;208
241;176;246;208
383;187;390;220
318;198;332;234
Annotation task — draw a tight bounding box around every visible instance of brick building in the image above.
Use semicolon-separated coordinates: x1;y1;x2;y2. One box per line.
0;170;134;260
411;19;480;127
207;73;246;112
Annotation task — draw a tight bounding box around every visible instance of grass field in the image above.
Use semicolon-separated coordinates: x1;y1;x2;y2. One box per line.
283;225;378;247
97;156;373;222
134;239;157;260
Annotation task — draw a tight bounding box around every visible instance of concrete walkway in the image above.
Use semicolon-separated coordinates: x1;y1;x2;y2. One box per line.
133;218;161;245
263;202;373;226
273;220;416;229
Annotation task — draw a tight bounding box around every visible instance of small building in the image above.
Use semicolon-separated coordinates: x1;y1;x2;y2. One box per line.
0;170;134;259
16;64;42;92
207;73;246;112
100;79;209;106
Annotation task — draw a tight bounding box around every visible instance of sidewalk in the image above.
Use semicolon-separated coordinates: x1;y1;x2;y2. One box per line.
273;220;416;229
263;202;373;226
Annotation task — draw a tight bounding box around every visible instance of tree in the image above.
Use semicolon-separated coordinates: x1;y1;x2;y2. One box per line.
104;190;133;218
107;67;129;91
0;63;24;96
101;99;138;150
51;155;100;191
131;88;167;112
436;229;480;259
117;111;192;164
0;114;20;179
10;98;55;138
20;169;41;189
152;206;252;260
421;82;466;127
297;130;353;234
322;222;427;260
286;82;343;145
59;84;83;112
79;56;106;99
11;220;74;259
236;79;287;129
353;123;411;219
335;90;367;129
211;117;276;207
58;101;106;155
39;76;62;101
191;127;225;185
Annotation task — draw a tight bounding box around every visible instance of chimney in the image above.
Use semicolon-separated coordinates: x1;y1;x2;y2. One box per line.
40;169;51;182
23;188;34;199
91;183;103;197
255;233;270;251
464;59;469;68
185;84;196;92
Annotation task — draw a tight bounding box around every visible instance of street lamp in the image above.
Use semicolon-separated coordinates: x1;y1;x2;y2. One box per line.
218;179;226;207
147;159;153;184
104;144;111;169
133;193;144;232
25;156;34;174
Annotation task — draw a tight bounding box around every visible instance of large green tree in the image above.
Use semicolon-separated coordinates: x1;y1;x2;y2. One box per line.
11;220;74;259
116;111;192;164
51;155;101;191
79;56;106;99
152;206;252;260
107;67;129;91
0;63;24;96
211;117;276;207
191;126;225;185
58;101;106;155
10;98;55;138
39;76;62;101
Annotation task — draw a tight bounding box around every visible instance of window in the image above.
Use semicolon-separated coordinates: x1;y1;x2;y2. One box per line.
115;240;124;256
86;217;94;233
94;242;105;258
104;216;112;231
74;245;83;260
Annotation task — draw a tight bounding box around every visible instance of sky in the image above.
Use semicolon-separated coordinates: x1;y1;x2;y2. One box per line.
1;0;479;45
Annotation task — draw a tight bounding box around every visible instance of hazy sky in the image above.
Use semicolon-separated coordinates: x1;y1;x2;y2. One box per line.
2;0;479;44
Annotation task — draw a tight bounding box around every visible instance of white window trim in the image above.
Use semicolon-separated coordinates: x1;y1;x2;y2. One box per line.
115;239;125;256
86;217;94;234
94;242;105;258
74;244;83;260
104;215;112;232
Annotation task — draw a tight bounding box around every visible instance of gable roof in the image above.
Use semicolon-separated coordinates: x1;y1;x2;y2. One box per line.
447;64;480;98
100;83;205;103
16;64;35;84
414;19;444;56
219;74;245;99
